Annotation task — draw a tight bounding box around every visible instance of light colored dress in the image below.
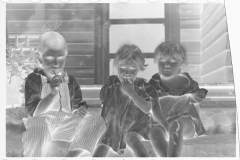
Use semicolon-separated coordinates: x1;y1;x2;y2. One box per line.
22;68;106;157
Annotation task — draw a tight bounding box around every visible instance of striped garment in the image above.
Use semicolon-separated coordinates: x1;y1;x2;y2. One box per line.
22;75;106;157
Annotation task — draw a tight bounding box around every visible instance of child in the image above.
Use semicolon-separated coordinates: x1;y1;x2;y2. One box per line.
148;41;207;157
22;31;106;157
92;43;154;157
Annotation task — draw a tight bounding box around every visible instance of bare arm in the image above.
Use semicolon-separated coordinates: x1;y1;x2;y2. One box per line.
128;91;151;113
121;78;151;113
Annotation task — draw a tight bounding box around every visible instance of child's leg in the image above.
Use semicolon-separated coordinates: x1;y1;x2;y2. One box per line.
68;115;106;156
149;125;168;157
22;117;51;157
92;144;111;157
125;132;148;157
44;140;70;157
65;149;91;157
167;117;195;157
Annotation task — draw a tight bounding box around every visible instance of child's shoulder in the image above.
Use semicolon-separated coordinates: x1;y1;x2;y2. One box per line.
180;72;198;84
134;77;148;86
26;68;43;80
105;75;120;85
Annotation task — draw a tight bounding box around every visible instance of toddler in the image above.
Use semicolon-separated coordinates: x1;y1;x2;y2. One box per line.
22;31;106;157
92;43;153;157
148;41;207;157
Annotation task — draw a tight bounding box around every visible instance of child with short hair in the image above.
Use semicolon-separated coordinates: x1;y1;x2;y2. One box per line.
22;31;106;157
92;43;154;157
148;41;207;157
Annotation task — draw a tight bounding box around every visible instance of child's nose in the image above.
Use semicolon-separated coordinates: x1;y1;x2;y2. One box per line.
124;70;131;76
53;59;59;67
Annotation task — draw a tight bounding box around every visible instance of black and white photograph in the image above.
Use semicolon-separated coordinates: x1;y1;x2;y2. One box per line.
3;0;239;158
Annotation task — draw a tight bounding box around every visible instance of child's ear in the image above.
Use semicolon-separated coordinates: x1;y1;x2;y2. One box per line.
36;52;42;63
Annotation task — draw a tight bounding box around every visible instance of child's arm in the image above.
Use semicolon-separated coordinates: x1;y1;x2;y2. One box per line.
185;73;208;103
32;75;61;117
71;76;89;117
121;78;151;113
25;74;42;117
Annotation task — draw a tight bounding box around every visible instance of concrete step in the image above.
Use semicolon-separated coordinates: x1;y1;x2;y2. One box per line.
6;107;237;157
101;134;237;157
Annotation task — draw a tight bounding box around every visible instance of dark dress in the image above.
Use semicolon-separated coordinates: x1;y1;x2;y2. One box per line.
99;75;152;154
148;73;207;136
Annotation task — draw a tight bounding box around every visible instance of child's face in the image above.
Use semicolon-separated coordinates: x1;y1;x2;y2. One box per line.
117;60;140;82
157;54;182;79
40;49;67;76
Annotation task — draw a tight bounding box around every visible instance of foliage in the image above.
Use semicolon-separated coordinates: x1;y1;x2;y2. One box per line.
6;44;36;94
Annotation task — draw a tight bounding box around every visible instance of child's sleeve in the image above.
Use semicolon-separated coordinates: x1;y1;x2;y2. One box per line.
25;74;42;117
71;76;89;110
99;78;110;103
189;80;208;102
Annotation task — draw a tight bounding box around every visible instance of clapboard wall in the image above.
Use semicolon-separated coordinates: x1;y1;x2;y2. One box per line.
180;3;232;84
200;4;232;83
7;3;95;85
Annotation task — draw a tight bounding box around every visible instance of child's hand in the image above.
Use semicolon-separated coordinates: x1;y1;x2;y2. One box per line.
121;77;135;97
73;106;89;118
50;75;61;95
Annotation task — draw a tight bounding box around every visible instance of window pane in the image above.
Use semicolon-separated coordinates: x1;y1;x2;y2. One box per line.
110;3;164;19
110;24;165;53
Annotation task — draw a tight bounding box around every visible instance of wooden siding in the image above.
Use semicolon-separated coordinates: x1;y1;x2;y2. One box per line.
200;3;232;83
7;3;95;85
180;3;232;83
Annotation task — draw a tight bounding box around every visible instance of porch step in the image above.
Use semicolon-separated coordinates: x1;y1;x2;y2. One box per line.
105;134;236;157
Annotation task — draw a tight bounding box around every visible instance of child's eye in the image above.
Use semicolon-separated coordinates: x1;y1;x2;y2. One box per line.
57;57;65;61
45;57;54;61
159;59;166;63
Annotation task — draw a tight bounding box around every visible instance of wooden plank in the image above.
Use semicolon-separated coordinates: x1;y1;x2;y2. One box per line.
56;21;94;32
68;51;94;56
6;3;94;10
201;4;226;32
7;20;94;33
9;37;94;49
109;18;165;25
201;33;228;63
60;32;94;43
109;53;154;59
6;3;41;9
7;10;38;21
65;55;94;67
45;10;94;20
44;3;94;10
180;4;202;16
202;4;226;38
181;64;201;77
76;78;94;85
201;66;233;83
181;41;201;52
201;50;232;75
181;29;201;42
65;66;94;78
67;43;94;52
180;19;201;29
202;17;227;50
186;52;201;64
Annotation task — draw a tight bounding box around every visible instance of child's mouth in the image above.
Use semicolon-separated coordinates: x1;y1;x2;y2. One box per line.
52;70;62;75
